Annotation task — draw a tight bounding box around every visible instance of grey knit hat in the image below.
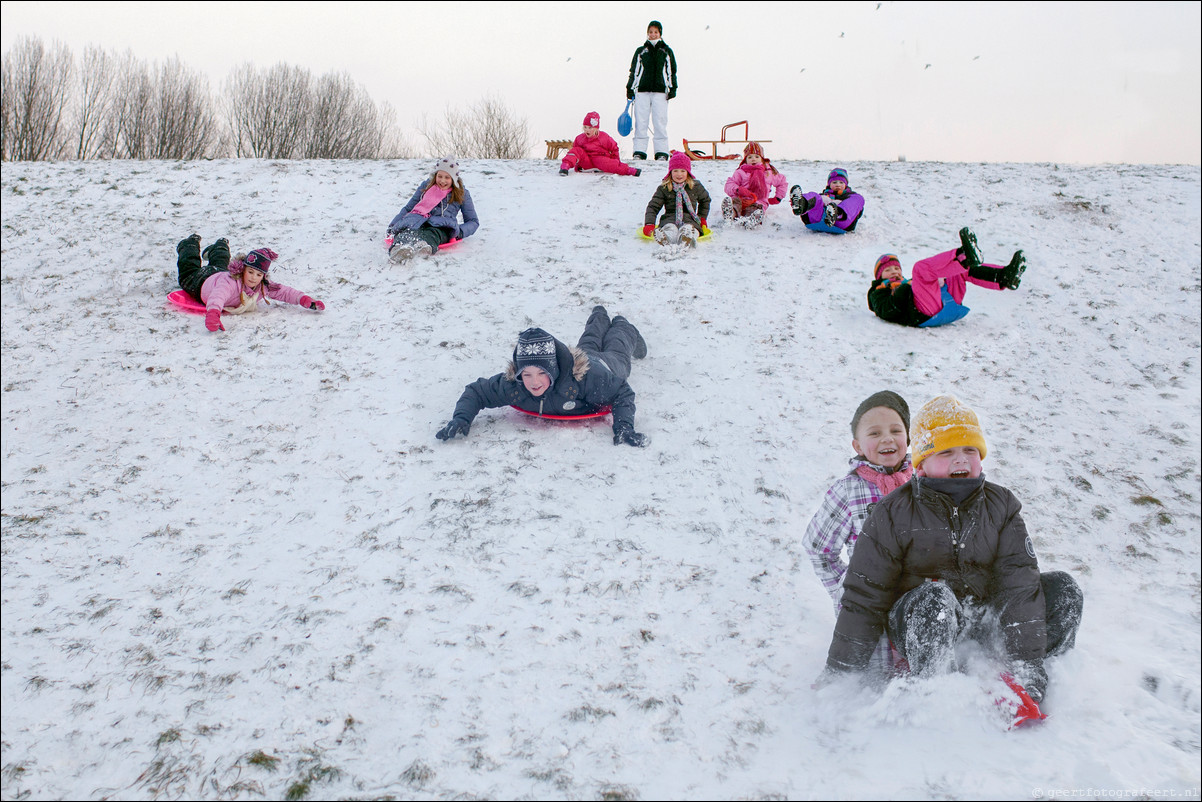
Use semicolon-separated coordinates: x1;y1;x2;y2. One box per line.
851;390;910;436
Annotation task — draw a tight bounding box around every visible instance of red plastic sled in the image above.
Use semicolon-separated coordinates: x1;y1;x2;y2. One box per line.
167;290;210;315
511;405;611;421
998;671;1048;729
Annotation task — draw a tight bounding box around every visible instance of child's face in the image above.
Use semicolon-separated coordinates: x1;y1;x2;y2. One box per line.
745;153;762;165
435;170;454;190
520;367;552;397
918;446;983;479
242;266;265;290
829;180;847;194
852;407;908;470
879;262;904;282
582;125;599;138
671;168;688;182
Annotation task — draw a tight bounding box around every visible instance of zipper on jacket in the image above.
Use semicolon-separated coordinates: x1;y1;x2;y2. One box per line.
539;398;544;416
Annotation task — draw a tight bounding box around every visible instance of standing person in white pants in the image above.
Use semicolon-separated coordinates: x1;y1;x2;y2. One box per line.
626;20;677;162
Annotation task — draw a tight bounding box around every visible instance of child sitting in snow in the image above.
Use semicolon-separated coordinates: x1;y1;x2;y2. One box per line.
434;306;650;447
788;167;865;232
721;142;788;227
869;228;1026;328
387;157;480;264
822;395;1084;704
643;151;711;246
175;235;324;333
804;391;913;612
559;111;641;177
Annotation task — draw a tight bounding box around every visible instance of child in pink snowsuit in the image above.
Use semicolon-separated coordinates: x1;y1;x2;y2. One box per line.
722;142;788;227
559;112;641;177
868;228;1026;328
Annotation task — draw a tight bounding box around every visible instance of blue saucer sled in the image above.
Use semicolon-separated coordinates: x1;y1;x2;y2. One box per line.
805;221;850;235
918;287;971;327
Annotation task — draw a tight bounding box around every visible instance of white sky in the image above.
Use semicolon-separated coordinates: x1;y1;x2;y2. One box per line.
2;0;1199;164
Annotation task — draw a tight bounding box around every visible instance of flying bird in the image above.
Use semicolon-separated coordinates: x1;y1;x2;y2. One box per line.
877;2;882;8
840;32;845;38
925;63;932;69
973;55;981;60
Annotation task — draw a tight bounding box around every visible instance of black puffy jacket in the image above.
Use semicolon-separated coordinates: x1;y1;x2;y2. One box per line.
826;477;1047;671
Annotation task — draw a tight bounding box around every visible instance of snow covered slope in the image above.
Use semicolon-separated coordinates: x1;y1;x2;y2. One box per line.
2;157;1199;800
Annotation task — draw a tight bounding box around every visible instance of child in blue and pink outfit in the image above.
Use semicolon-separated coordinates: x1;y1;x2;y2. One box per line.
868;228;1027;328
721;142;788;227
175;234;324;333
388;157;480;263
804;391;913;610
559;111;641;177
789;168;865;232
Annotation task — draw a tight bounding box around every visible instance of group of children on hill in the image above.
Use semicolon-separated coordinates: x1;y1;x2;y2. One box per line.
170;143;1075;719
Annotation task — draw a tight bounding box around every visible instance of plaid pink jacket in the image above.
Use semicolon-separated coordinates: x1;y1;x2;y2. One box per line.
804;455;913;606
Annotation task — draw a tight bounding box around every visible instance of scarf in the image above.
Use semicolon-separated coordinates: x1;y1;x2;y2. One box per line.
672;181;698;227
854;461;913;497
740;163;768;202
411;185;451;218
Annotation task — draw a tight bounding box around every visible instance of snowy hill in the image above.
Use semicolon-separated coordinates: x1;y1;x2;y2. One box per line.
2;156;1199;800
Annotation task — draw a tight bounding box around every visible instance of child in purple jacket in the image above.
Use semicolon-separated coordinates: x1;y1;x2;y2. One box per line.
788;167;865;232
176;235;324;333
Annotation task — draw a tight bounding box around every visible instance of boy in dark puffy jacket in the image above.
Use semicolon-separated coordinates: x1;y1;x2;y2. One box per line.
823;395;1083;703
435;306;650;447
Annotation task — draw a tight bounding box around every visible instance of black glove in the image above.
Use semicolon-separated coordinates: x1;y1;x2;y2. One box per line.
436;419;471;441
667;90;677;101
626;89;634;100
613;425;649;447
1016;659;1048;703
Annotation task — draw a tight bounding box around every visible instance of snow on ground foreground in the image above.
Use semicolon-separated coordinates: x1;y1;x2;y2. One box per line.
2;157;1200;800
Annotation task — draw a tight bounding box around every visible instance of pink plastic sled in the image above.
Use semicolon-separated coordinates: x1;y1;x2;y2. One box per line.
511;405;612;421
167;290;210;315
384;235;460;252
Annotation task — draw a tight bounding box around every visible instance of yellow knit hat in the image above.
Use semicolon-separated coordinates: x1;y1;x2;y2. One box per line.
911;395;988;468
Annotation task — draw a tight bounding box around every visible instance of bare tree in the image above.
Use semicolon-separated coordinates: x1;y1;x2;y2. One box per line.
1;36;73;161
72;45;117;159
305;71;386;159
418;95;534;159
224;62;311;158
152;56;217;159
111;54;156;159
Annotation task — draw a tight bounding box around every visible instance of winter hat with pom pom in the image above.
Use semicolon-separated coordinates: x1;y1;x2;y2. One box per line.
666;150;693;179
828;168;849;187
434;156;460;182
910;395;988;468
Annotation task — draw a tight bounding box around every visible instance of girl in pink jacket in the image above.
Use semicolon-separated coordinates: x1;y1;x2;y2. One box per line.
176;234;324;332
559;112;641;177
722;142;788;228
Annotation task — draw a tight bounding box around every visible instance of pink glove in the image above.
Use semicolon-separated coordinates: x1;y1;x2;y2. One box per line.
768;197;781;205
643;224;655;237
700;218;708;229
205;309;224;332
736;187;754;201
300;295;324;311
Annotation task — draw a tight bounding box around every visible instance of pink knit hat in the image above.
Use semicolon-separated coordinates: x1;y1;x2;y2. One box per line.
665;150;693;179
582;111;600;128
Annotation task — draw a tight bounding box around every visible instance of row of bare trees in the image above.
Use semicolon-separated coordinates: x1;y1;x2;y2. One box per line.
2;36;532;162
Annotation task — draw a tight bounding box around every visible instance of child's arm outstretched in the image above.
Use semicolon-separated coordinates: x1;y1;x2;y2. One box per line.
266;282;325;311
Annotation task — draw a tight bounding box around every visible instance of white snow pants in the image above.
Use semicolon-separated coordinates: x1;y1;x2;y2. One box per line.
633;92;670;156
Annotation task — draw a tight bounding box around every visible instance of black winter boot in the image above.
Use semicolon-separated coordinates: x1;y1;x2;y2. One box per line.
633;151;647;160
958;227;983;269
654;152;669;161
177;233;201;254
999;250;1026;290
